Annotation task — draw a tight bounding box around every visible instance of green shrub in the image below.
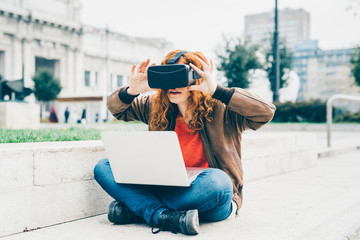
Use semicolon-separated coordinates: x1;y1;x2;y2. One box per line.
334;111;360;123
273;100;327;123
273;100;359;123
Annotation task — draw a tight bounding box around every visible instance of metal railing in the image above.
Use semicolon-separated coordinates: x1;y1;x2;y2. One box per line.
327;94;360;147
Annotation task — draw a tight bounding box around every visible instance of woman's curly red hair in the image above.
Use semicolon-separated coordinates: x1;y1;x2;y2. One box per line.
149;50;217;132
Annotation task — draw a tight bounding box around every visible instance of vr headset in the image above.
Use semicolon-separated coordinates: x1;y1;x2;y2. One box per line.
147;51;202;89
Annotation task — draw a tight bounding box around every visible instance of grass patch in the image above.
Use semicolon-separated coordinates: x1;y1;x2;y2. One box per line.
0;127;101;143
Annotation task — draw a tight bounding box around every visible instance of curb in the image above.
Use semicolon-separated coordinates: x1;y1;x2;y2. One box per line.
317;145;360;159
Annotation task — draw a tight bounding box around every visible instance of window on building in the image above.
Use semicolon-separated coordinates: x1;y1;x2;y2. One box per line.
84;71;90;86
95;72;98;86
35;57;59;77
117;75;123;87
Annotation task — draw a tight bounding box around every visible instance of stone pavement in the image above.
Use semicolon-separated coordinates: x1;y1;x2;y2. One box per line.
2;151;360;240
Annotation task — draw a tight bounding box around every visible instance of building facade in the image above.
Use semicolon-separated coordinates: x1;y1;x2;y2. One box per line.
292;40;320;101
305;48;359;106
244;8;310;49
293;40;359;109
0;0;173;123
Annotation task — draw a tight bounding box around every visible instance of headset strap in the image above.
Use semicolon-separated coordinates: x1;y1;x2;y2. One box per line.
167;51;188;64
168;50;202;80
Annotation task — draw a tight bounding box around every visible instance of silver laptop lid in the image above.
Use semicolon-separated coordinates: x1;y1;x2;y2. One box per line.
101;131;190;187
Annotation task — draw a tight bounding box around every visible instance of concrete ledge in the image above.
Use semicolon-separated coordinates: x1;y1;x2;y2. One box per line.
0;102;40;129
0;148;34;190
33;144;105;186
242;132;317;180
0;141;106;191
243;149;317;181
0;132;318;237
262;123;360;131
0;181;112;237
0;141;111;237
318;145;360;159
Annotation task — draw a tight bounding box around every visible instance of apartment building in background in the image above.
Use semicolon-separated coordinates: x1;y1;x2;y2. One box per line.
292;40;320;101
305;48;359;111
0;0;173;123
293;40;359;107
244;8;310;49
245;9;359;109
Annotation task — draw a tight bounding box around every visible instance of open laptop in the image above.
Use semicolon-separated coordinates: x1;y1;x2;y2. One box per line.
101;131;205;187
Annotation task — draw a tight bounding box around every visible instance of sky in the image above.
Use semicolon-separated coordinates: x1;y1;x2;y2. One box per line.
80;0;360;59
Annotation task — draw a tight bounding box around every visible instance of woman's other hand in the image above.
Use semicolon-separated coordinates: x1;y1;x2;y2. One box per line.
127;59;155;95
188;56;217;95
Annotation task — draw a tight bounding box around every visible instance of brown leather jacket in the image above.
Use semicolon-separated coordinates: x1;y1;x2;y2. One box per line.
107;85;276;213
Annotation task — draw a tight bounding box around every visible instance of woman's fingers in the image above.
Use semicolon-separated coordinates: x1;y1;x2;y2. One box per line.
136;59;150;73
142;59;151;72
189;63;204;77
210;59;214;71
137;62;145;73
135;61;144;73
196;56;210;71
145;62;156;75
203;56;211;69
197;57;207;70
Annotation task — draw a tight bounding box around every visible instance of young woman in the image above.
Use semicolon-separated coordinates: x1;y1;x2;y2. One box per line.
94;50;276;235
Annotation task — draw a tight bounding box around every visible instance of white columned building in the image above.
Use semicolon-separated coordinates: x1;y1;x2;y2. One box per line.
0;0;173;123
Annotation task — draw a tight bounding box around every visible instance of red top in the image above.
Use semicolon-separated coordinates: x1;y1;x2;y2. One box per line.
174;116;209;168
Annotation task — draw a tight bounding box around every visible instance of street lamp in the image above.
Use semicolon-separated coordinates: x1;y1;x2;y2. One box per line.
273;0;280;102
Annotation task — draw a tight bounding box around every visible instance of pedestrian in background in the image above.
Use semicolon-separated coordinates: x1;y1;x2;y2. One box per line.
48;106;59;123
64;107;70;123
81;108;87;124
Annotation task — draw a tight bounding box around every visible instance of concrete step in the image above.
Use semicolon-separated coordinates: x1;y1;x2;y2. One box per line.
0;132;317;237
242;131;317;181
2;151;360;240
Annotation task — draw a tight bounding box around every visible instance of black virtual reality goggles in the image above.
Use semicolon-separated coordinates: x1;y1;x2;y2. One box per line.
147;51;202;89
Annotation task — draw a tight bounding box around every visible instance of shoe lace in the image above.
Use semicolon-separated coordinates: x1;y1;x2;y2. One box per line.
151;211;181;234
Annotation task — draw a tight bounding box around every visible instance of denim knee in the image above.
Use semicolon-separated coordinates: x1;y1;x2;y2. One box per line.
205;168;233;190
201;168;233;200
93;158;109;182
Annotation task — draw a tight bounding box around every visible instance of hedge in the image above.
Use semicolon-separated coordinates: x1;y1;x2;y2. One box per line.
272;100;359;123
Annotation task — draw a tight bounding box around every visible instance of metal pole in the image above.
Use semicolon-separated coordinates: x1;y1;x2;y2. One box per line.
103;25;110;122
326;94;360;147
326;98;333;147
273;0;280;102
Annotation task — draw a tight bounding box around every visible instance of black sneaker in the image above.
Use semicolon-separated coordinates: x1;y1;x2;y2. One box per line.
108;201;144;224
152;209;199;235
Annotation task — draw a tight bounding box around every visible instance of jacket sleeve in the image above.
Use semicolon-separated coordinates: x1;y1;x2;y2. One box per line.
212;85;276;131
106;87;151;124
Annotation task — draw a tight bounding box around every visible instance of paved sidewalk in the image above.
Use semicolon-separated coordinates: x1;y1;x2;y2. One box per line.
2;151;360;240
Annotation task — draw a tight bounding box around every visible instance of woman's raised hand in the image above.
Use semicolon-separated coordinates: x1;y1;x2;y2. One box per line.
188;57;217;95
127;59;155;95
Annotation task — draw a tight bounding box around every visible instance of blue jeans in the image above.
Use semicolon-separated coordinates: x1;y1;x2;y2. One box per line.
94;158;233;227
